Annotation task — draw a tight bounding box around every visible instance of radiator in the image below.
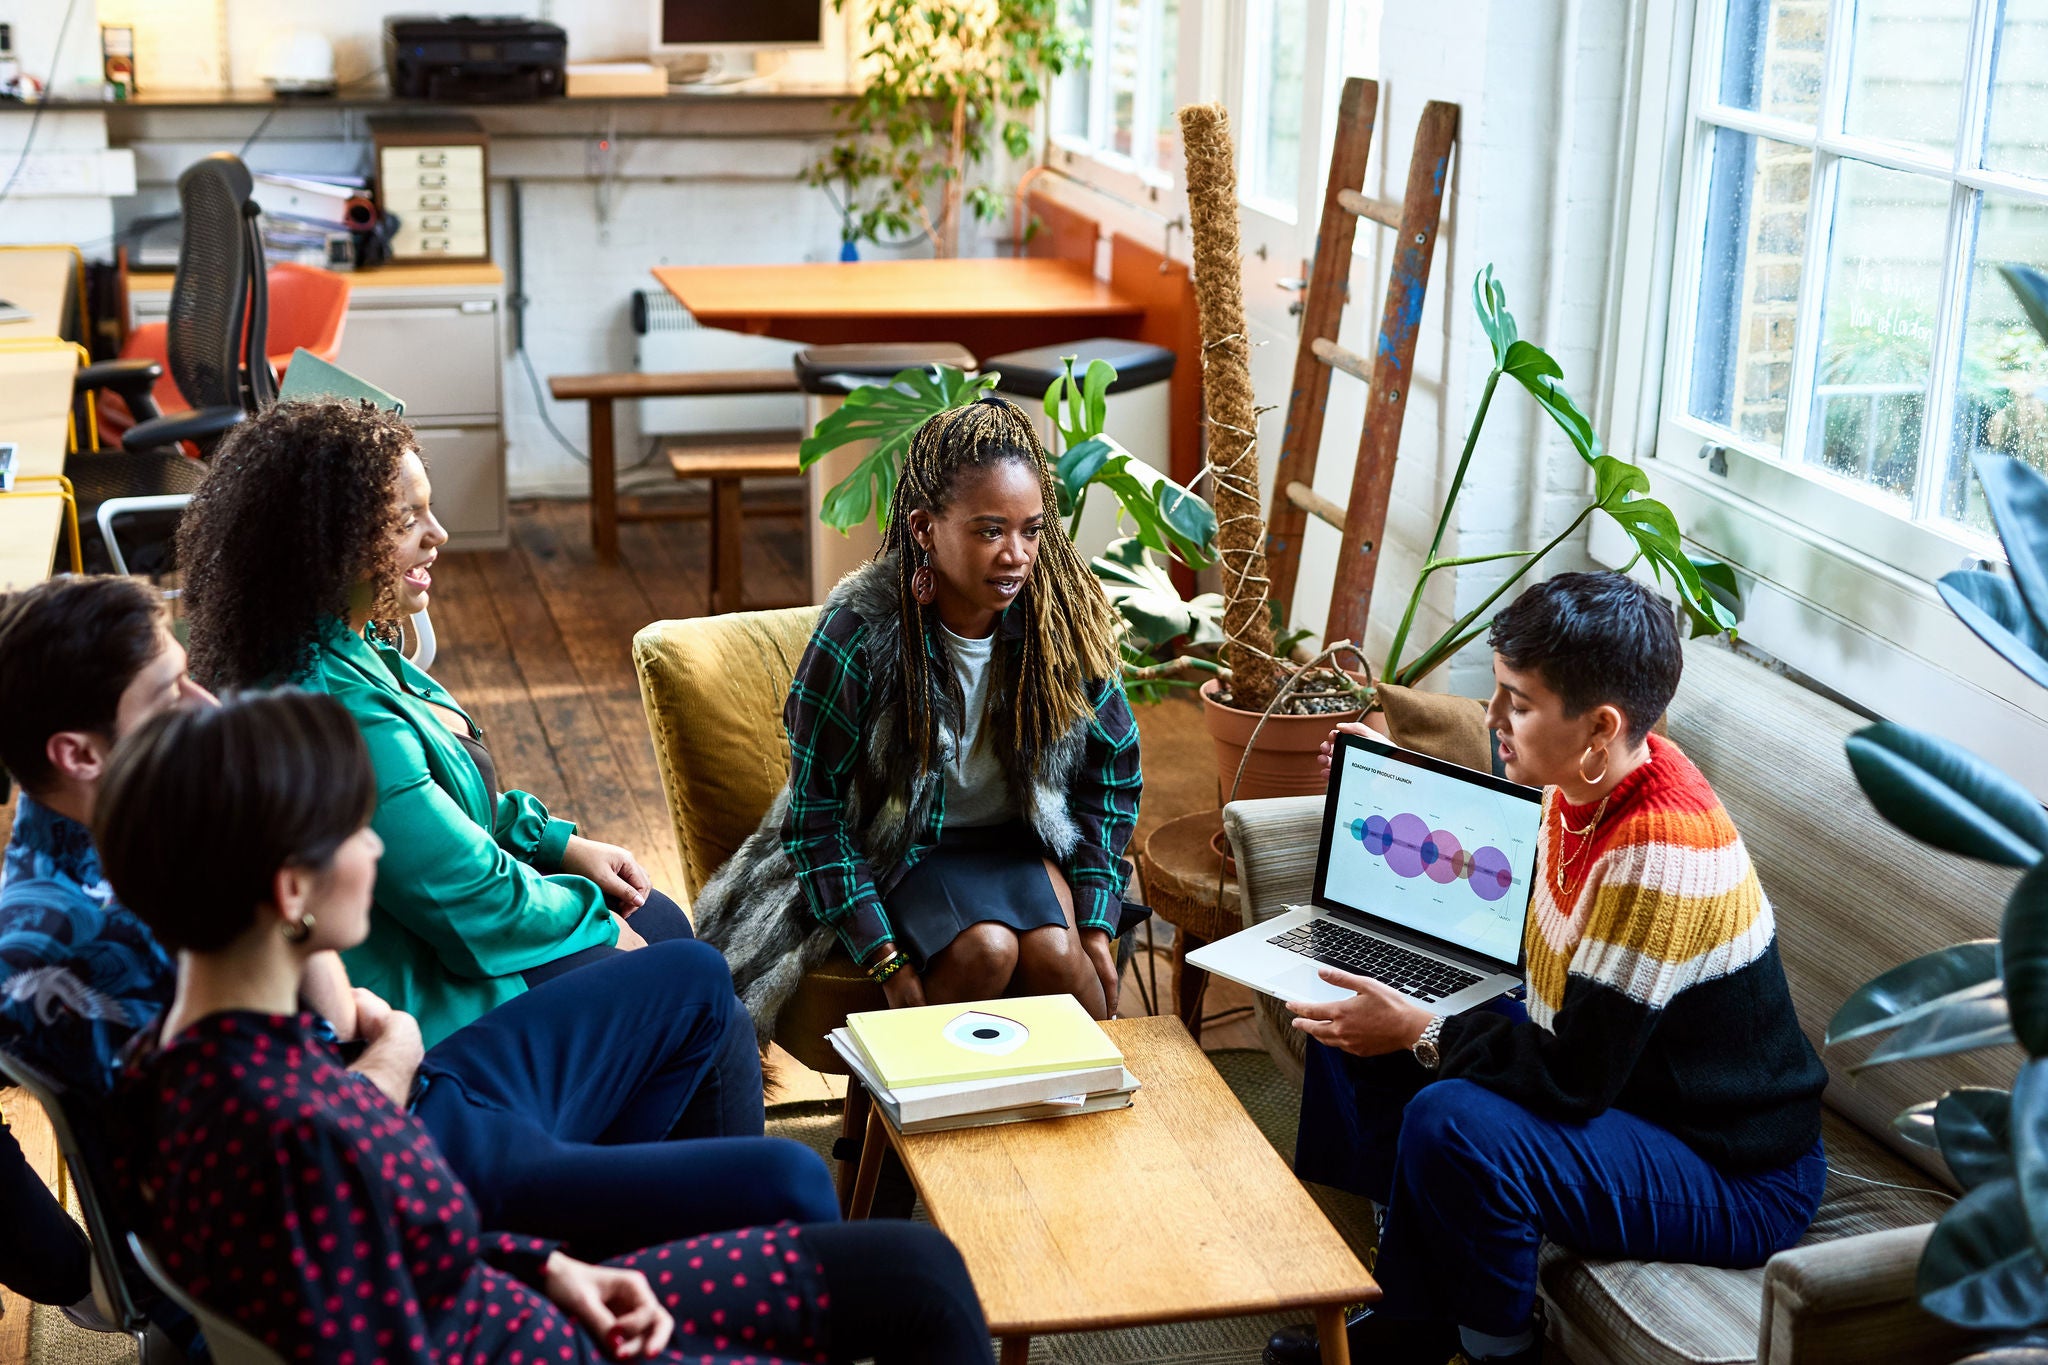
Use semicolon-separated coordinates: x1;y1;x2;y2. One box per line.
631;288;805;437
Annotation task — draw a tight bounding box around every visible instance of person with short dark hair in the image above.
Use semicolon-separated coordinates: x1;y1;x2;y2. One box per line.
177;400;695;1046
0;576;844;1294
1265;572;1827;1365
99;690;993;1365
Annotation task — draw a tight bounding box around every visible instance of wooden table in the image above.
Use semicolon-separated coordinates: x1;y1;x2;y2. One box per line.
1138;809;1244;1041
0;246;84;341
0;342;82;588
849;1015;1373;1364
652;258;1149;358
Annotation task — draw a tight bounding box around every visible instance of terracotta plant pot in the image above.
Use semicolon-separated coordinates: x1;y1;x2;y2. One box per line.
1199;677;1364;802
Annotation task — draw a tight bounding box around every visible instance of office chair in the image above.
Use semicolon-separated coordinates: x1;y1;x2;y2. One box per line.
70;153;274;575
0;1049;184;1363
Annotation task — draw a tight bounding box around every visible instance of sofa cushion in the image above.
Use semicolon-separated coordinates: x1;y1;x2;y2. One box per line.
632;607;821;904
1539;1108;1954;1365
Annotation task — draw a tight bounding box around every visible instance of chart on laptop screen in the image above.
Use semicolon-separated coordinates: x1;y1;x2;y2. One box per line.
1325;745;1538;964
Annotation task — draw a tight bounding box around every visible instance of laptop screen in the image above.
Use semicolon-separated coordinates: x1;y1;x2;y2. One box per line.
1313;731;1543;970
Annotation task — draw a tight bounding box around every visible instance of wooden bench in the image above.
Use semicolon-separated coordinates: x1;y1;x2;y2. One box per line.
546;368;803;566
668;434;805;614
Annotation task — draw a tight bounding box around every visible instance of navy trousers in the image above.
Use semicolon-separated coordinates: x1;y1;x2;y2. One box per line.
415;937;841;1262
521;887;698;987
1295;1006;1826;1335
0;1116;90;1306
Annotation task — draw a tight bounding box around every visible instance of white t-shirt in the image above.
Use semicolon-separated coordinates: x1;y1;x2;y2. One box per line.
938;622;1016;828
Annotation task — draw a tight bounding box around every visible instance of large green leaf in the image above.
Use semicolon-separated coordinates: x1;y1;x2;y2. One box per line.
1473;265;1518;369
800;364;997;532
1092;537;1223;652
1920;1177;2048;1329
2004;861;2048;1054
1846;722;2048;868
1940;570;2048;690
1590;459;1738;636
1852;991;2015;1073
1975;453;2048;642
2015;1062;2048;1256
2003;264;2048;352
1828;940;2001;1045
1045;356;1116;449
1068;435;1218;569
1504;339;1602;467
1940;1087;2017;1191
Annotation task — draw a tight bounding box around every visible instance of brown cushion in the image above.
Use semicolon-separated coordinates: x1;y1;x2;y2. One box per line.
632;607;820;903
1375;682;1490;771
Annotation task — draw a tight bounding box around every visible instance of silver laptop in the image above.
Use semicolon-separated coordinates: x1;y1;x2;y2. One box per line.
1186;730;1541;1014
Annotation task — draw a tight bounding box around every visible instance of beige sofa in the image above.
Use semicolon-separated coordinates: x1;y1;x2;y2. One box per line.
1222;639;2016;1365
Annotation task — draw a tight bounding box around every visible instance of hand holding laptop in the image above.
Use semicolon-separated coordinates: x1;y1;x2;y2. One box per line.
1286;966;1434;1056
1317;721;1381;780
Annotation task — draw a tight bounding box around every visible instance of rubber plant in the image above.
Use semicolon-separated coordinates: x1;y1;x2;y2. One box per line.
800;0;1083;257
1822;264;2048;1338
797;357;1221;703
1379;266;1740;688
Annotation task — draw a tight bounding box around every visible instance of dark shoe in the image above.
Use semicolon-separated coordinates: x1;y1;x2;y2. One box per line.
1263;1307;1459;1365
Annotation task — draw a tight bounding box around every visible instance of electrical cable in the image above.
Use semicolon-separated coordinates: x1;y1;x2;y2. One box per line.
506;176;591;466
238;106;278;158
0;0;85;206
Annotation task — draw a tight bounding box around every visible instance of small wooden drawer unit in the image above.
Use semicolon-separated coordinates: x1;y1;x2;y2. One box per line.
373;116;490;263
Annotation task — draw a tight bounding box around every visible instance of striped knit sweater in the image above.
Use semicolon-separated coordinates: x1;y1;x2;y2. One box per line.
1437;733;1827;1171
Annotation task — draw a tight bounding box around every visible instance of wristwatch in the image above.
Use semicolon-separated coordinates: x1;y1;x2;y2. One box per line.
1412;1014;1445;1070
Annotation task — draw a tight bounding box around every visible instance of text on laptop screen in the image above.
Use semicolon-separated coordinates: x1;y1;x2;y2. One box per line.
1324;742;1539;965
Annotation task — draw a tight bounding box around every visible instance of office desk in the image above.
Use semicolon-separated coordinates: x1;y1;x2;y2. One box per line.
652;258;1148;358
0;343;80;588
0;246;84;341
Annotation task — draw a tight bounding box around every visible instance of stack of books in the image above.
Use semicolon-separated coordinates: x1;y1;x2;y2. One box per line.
830;994;1139;1135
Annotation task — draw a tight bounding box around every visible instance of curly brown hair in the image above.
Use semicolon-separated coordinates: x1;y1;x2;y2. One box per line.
179;400;417;691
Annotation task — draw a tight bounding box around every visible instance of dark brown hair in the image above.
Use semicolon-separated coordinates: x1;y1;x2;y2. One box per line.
94;689;375;953
178;400;417;691
1488;571;1683;744
880;396;1119;777
0;577;165;796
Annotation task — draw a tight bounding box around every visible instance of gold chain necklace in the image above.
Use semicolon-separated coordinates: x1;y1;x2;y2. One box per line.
1554;795;1611;892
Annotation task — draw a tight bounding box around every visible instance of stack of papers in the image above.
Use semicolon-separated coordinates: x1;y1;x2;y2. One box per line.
832;994;1138;1134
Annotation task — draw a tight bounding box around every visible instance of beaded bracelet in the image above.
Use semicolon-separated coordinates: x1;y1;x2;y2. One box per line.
869;949;910;984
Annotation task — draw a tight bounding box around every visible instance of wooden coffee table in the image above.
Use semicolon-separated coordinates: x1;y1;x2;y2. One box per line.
848;1015;1373;1364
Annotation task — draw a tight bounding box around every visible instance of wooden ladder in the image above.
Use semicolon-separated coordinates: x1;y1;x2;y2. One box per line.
1262;78;1459;651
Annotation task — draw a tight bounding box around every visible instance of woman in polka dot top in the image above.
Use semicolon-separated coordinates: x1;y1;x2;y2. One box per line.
94;690;993;1365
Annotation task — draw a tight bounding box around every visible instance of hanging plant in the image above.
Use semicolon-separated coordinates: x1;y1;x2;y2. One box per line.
800;0;1084;256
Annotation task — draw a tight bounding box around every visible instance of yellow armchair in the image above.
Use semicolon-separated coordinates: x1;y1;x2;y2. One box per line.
632;608;886;1203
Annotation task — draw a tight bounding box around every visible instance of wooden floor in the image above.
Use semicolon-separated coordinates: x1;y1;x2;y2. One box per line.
0;497;1267;1361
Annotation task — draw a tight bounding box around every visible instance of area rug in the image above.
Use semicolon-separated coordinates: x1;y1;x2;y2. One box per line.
25;1049;1371;1365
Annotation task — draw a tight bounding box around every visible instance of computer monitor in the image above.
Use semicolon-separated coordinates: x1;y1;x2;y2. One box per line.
651;0;825;82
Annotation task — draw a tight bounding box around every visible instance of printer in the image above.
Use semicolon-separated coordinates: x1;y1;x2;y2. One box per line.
385;16;566;101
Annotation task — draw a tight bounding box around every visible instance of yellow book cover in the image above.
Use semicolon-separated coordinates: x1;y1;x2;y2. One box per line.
844;994;1124;1090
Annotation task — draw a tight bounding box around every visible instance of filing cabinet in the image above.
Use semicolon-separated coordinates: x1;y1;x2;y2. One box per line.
372;116;491;263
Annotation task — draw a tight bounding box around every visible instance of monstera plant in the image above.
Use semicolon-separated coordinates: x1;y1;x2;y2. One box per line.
1824;266;2048;1335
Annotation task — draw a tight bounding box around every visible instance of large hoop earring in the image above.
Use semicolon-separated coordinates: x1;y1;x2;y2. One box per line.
1576;745;1610;787
911;546;936;606
280;914;315;944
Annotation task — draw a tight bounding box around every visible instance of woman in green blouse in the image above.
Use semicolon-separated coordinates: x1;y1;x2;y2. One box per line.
177;401;695;1046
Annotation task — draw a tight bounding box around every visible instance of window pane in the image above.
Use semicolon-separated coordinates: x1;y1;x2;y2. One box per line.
1842;0;1969;155
1716;0;1829;124
1689;131;1815;450
1054;0;1094;142
1985;0;2048;179
1805;161;1951;504
1108;0;1141;158
1253;0;1307;206
1945;196;2048;531
1150;0;1180;170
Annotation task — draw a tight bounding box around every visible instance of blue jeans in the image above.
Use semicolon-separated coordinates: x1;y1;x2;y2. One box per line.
1295;1007;1826;1334
415;938;840;1262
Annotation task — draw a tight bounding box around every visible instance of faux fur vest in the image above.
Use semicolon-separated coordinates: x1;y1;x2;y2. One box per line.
691;552;1106;1040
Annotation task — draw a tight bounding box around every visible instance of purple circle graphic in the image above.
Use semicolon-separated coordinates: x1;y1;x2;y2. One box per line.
1423;829;1463;884
1470;846;1514;901
1383;813;1431;878
1359;814;1393;855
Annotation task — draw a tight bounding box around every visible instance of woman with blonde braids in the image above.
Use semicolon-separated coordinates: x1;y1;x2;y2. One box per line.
689;395;1145;1030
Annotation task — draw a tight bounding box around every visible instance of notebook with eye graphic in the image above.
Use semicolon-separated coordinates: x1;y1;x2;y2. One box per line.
1187;730;1542;1014
843;993;1125;1092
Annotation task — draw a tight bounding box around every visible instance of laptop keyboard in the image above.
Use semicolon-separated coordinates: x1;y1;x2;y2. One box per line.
1268;919;1484;1002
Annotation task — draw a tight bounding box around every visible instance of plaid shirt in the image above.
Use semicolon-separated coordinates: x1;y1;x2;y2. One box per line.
782;602;1142;965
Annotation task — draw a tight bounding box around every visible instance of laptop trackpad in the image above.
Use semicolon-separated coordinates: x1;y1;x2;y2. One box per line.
1271;960;1354;1005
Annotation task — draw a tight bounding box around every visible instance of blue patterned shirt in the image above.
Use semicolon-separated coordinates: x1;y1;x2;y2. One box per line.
0;795;176;1098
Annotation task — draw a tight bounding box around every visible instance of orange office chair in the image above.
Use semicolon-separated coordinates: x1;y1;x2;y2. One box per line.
96;261;350;445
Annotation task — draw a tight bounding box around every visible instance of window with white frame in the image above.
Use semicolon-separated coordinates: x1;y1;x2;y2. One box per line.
1664;0;2048;578
1051;0;1183;184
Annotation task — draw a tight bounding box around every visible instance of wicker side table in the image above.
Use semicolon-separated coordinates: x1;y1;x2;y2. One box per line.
1135;809;1243;1041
